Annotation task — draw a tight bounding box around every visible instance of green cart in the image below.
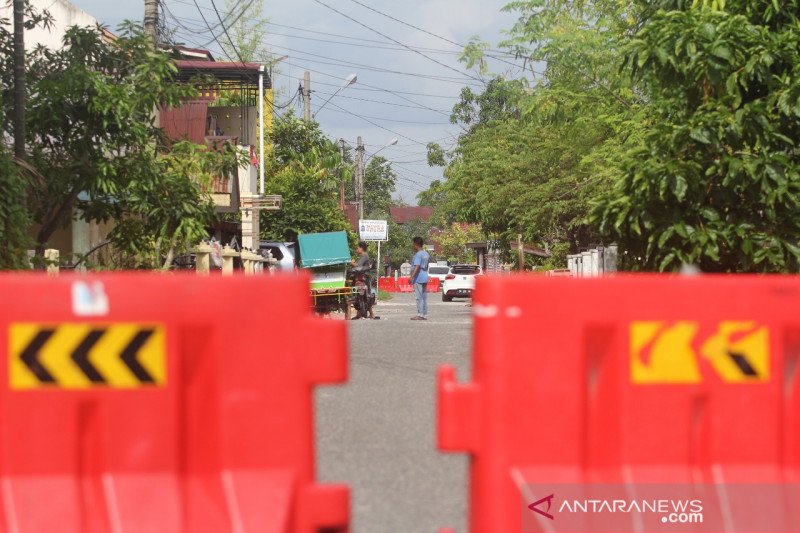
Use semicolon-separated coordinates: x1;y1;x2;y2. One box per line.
298;231;355;318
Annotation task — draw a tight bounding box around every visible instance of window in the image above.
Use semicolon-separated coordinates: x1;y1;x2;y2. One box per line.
451;265;481;275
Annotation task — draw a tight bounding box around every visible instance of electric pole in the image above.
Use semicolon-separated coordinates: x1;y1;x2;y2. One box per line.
339;139;347;209
144;0;158;46
303;71;312;121
13;0;25;159
355;136;365;220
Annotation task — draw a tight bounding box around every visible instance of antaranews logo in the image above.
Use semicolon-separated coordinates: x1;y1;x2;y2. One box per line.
528;494;555;520
526;492;704;529
523;483;797;533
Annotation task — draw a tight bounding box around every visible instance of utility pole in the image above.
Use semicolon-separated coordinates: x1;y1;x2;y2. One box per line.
13;0;25;159
355;136;365;220
144;0;158;46
339;139;347;209
303;71;312;121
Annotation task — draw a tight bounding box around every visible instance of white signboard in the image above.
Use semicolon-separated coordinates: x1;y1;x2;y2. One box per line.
359;219;388;241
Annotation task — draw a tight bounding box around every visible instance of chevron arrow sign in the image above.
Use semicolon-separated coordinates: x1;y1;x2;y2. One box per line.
9;323;167;389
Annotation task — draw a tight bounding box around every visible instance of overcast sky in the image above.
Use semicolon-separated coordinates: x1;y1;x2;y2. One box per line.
67;0;523;203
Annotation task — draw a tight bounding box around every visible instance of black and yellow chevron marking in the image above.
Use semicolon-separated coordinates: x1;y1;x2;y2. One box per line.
9;323;166;389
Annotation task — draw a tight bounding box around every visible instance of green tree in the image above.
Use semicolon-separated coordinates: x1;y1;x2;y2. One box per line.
426;0;645;265
110;141;239;269
0;17;239;269
261;113;350;242
22;23;229;265
436;223;485;264
221;0;271;63
362;156;396;217
382;218;431;269
0;146;29;268
593;1;800;272
0;3;52;268
416;179;446;209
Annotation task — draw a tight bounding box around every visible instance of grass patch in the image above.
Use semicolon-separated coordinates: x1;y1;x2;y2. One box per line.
377;290;393;301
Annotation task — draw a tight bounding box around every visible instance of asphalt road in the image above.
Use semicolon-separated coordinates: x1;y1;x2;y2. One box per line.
315;291;474;533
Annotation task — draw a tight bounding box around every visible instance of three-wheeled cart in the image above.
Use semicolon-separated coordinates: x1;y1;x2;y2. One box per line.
298;231;355;318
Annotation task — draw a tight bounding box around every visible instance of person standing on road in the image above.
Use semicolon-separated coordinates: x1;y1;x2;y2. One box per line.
410;236;430;321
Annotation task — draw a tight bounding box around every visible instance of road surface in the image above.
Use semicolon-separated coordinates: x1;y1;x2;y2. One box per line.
316;292;474;533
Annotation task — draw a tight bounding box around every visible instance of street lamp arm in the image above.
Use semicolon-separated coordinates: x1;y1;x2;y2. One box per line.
312;87;342;119
312;73;357;119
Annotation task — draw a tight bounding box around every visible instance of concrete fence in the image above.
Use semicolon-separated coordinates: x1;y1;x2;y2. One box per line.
567;245;618;277
193;243;276;275
29;244;276;276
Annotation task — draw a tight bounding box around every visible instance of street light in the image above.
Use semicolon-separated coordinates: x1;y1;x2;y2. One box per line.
365;138;398;166
313;73;357;118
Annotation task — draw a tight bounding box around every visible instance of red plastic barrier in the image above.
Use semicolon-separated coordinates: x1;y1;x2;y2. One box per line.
438;275;800;533
379;277;398;292
397;277;414;293
426;277;441;292
0;273;349;533
394;277;439;293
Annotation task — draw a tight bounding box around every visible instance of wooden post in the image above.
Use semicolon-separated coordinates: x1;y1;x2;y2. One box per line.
517;234;524;272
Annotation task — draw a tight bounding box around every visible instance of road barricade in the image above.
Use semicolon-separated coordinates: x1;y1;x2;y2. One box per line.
397;277;414;293
426;278;441;293
0;273;349;533
379;276;398;292
438;275;800;533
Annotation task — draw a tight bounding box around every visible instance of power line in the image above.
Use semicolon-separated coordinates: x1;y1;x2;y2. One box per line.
344;0;533;75
189;0;237;62
327;101;428;146
209;0;246;64
284;74;459;99
392;162;445;181
310;0;485;84
306;89;452;113
345;0;518;58
281;62;452;117
165;0;250;36
318;106;451;125
266;42;483;86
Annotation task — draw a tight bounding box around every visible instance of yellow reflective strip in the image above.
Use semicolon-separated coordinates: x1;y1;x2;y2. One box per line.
9;323;44;389
90;324;141;388
700;322;769;382
631;321;702;384
40;324;92;388
137;326;167;385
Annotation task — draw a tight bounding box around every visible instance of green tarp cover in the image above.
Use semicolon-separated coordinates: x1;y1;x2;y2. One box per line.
298;231;351;268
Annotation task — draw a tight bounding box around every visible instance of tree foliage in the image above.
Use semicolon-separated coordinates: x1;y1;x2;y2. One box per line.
431;0;800;272
0;2;51;268
428;0;643;266
354;156;396;218
261;114;351;242
435;223;485;264
0;14;238;269
593;0;800;272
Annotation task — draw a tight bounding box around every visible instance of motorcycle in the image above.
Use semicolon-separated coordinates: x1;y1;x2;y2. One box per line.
348;268;376;319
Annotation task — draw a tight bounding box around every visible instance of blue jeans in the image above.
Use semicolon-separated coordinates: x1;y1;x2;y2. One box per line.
414;282;428;317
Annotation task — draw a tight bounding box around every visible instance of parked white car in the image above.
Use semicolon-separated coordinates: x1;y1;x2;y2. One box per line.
442;264;483;302
427;264;451;285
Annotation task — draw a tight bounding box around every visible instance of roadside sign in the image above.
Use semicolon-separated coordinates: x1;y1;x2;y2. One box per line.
359;220;388;242
9;323;167;389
